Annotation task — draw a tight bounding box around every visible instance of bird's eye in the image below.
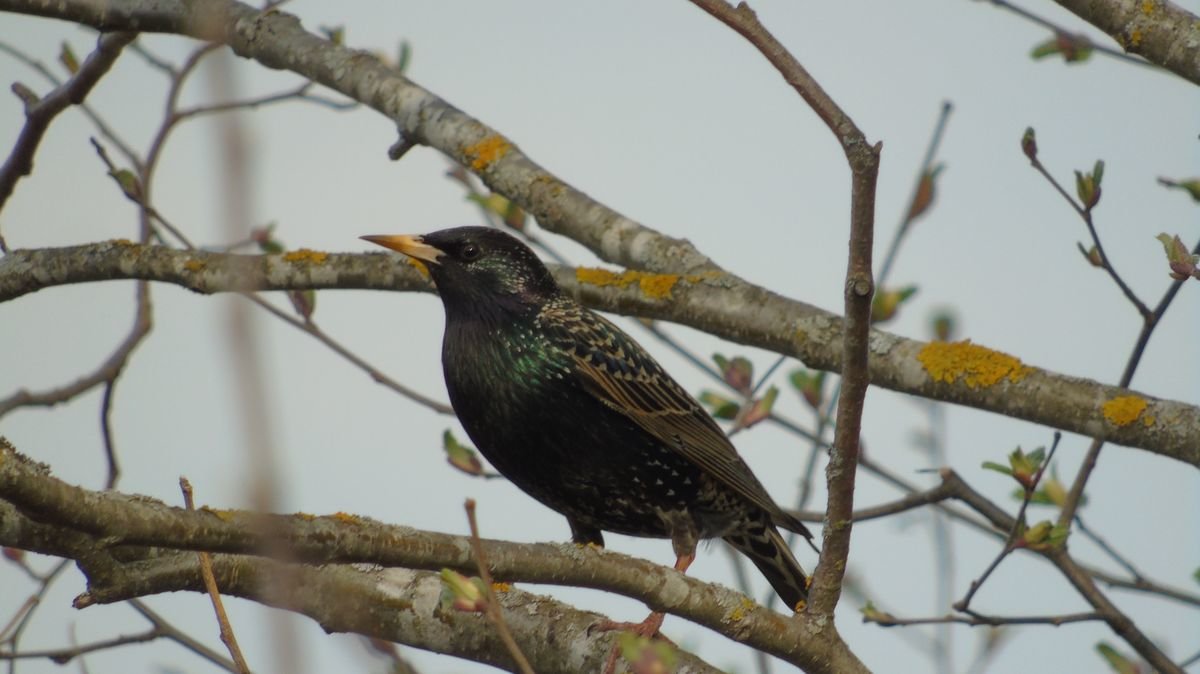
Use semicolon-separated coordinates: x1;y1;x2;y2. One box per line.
460;243;482;262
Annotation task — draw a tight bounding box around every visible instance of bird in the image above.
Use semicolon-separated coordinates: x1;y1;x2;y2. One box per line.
362;226;813;633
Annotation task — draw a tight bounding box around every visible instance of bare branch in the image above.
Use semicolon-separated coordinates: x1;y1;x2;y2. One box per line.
0;32;136;225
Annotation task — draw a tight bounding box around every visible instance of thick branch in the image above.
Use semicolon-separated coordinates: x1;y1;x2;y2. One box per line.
0;439;853;673
1052;0;1200;85
0;498;722;673
3;242;1197;468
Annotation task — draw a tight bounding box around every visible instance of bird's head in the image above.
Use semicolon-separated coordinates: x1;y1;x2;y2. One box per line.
361;226;561;312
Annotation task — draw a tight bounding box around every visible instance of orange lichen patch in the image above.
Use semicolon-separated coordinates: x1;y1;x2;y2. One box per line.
464;134;511;172
293;512;317;521
406;257;430;279
575;267;682;300
1102;395;1147;427
111;238;136;247
332;511;363;525
183;259;206;272
1142;414;1156;427
1130;28;1143;47
282;248;328;264
491;582;512;593
1141;0;1157;14
918;340;1031;389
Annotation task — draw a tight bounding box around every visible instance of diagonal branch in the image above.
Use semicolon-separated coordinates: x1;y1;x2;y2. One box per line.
1050;0;1200;85
0;31;136;222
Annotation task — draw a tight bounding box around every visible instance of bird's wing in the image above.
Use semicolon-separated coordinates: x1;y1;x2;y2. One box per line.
545;304;807;535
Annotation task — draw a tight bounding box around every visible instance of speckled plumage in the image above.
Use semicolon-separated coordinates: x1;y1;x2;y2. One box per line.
366;226;812;609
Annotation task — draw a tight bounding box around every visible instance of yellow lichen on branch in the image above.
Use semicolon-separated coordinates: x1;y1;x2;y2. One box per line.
1102;395;1148;427
183;259;206;272
282;249;328;264
332;511;362;525
575;267;682;300
463;134;511;171
917;340;1031;389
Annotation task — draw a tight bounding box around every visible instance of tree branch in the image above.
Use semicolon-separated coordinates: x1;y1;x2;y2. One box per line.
0;31;136;221
3;242;1197;467
1051;0;1200;85
0;438;854;673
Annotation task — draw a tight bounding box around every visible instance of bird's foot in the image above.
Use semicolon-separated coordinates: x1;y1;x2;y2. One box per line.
591;612;675;674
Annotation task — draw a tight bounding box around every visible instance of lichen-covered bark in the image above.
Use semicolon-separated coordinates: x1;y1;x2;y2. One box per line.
3;243;1196;467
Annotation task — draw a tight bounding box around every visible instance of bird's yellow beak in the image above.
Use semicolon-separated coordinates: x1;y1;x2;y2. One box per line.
360;234;444;264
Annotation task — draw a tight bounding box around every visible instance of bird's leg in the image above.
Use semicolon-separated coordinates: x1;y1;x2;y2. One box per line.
594;519;698;672
569;518;605;548
596;553;692;674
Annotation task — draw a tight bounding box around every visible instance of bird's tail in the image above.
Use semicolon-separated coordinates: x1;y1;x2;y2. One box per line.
724;519;809;612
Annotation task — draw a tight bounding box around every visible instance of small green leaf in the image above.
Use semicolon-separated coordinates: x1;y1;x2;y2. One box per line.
930;309;956;342
712;354;753;395
1157;176;1200;202
1030;33;1093;63
981;461;1013;476
1077;242;1103;268
1074;161;1103;209
737;385;778;430
59;42;79;75
110;168;143;202
1020;127;1038;162
443;429;484;476
320;25;345;45
287;289;316;321
699;390;740;420
788;369;825;409
859;600;897;625
396;40;412;75
872;285;918;324
1096;641;1139;674
439;568;486;612
1156;233;1199;281
905;165;944;224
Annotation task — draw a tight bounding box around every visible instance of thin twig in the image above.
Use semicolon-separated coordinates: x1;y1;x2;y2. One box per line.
979;0;1162;71
98;380;121;488
180;478;252;674
1026;157;1149;317
127;600;239;672
1073;515;1144;582
1056;237;1199;526
1;559;71;674
463;499;535;674
866;609;1102;628
877;100;953;286
175;81;355;120
0;32;136;224
245;294;454;414
955;433;1060;612
0;629;161;663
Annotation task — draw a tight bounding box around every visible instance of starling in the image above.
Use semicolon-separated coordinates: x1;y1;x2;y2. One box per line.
362;226;813;621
